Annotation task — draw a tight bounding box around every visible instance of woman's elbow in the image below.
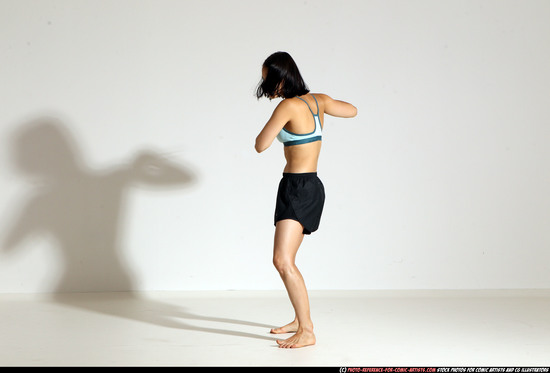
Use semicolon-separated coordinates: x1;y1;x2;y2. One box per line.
255;140;267;153
349;105;358;118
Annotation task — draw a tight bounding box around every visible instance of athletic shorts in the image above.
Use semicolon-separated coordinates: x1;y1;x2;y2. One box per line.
274;172;325;235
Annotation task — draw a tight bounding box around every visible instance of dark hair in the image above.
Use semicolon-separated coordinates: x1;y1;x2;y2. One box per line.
256;51;309;99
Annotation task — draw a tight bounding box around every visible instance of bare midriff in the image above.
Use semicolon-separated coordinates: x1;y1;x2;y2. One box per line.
282;141;322;173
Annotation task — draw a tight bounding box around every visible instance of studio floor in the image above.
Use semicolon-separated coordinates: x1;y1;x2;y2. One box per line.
0;289;549;367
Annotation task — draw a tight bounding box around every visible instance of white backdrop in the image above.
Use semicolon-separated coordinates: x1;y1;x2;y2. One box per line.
1;0;549;293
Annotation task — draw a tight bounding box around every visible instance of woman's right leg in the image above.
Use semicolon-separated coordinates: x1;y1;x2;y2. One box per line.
271;219;316;348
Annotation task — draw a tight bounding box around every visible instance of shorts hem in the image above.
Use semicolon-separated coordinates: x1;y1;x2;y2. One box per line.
274;217;313;235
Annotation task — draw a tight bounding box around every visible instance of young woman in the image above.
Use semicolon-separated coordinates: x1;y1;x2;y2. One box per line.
255;51;357;348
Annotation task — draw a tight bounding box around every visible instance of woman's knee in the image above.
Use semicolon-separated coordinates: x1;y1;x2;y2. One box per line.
273;254;295;275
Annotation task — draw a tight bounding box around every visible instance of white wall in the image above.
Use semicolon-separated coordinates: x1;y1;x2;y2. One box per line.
1;0;549;293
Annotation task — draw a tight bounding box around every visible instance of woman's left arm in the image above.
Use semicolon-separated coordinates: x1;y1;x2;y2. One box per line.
255;100;292;153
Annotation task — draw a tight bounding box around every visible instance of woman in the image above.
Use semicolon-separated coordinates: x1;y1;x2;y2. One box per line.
255;51;357;348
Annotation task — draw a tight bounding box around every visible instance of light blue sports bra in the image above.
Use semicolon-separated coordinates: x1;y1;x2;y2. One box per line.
277;94;322;147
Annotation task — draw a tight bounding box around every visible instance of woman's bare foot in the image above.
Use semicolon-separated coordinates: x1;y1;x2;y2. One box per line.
276;327;316;348
270;319;299;334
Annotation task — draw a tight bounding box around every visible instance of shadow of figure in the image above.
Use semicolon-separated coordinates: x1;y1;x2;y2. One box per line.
51;292;277;342
2;116;276;343
3;117;193;292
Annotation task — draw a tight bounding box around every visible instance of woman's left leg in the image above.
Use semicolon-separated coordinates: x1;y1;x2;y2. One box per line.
272;219;316;348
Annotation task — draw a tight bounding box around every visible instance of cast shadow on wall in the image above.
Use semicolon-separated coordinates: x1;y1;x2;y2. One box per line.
2;116;276;342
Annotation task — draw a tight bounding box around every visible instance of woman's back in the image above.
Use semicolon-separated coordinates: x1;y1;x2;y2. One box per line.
271;93;357;173
281;94;324;173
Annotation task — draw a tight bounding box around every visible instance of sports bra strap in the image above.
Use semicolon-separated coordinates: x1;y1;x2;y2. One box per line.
311;94;319;115
296;94;319;116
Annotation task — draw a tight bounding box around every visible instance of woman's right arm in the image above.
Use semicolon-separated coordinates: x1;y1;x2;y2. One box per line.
320;94;357;118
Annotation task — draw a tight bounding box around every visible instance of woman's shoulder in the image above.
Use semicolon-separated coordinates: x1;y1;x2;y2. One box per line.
310;93;331;101
276;96;303;110
277;93;331;111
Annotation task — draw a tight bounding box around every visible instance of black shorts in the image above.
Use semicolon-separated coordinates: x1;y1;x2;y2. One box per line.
274;172;325;235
